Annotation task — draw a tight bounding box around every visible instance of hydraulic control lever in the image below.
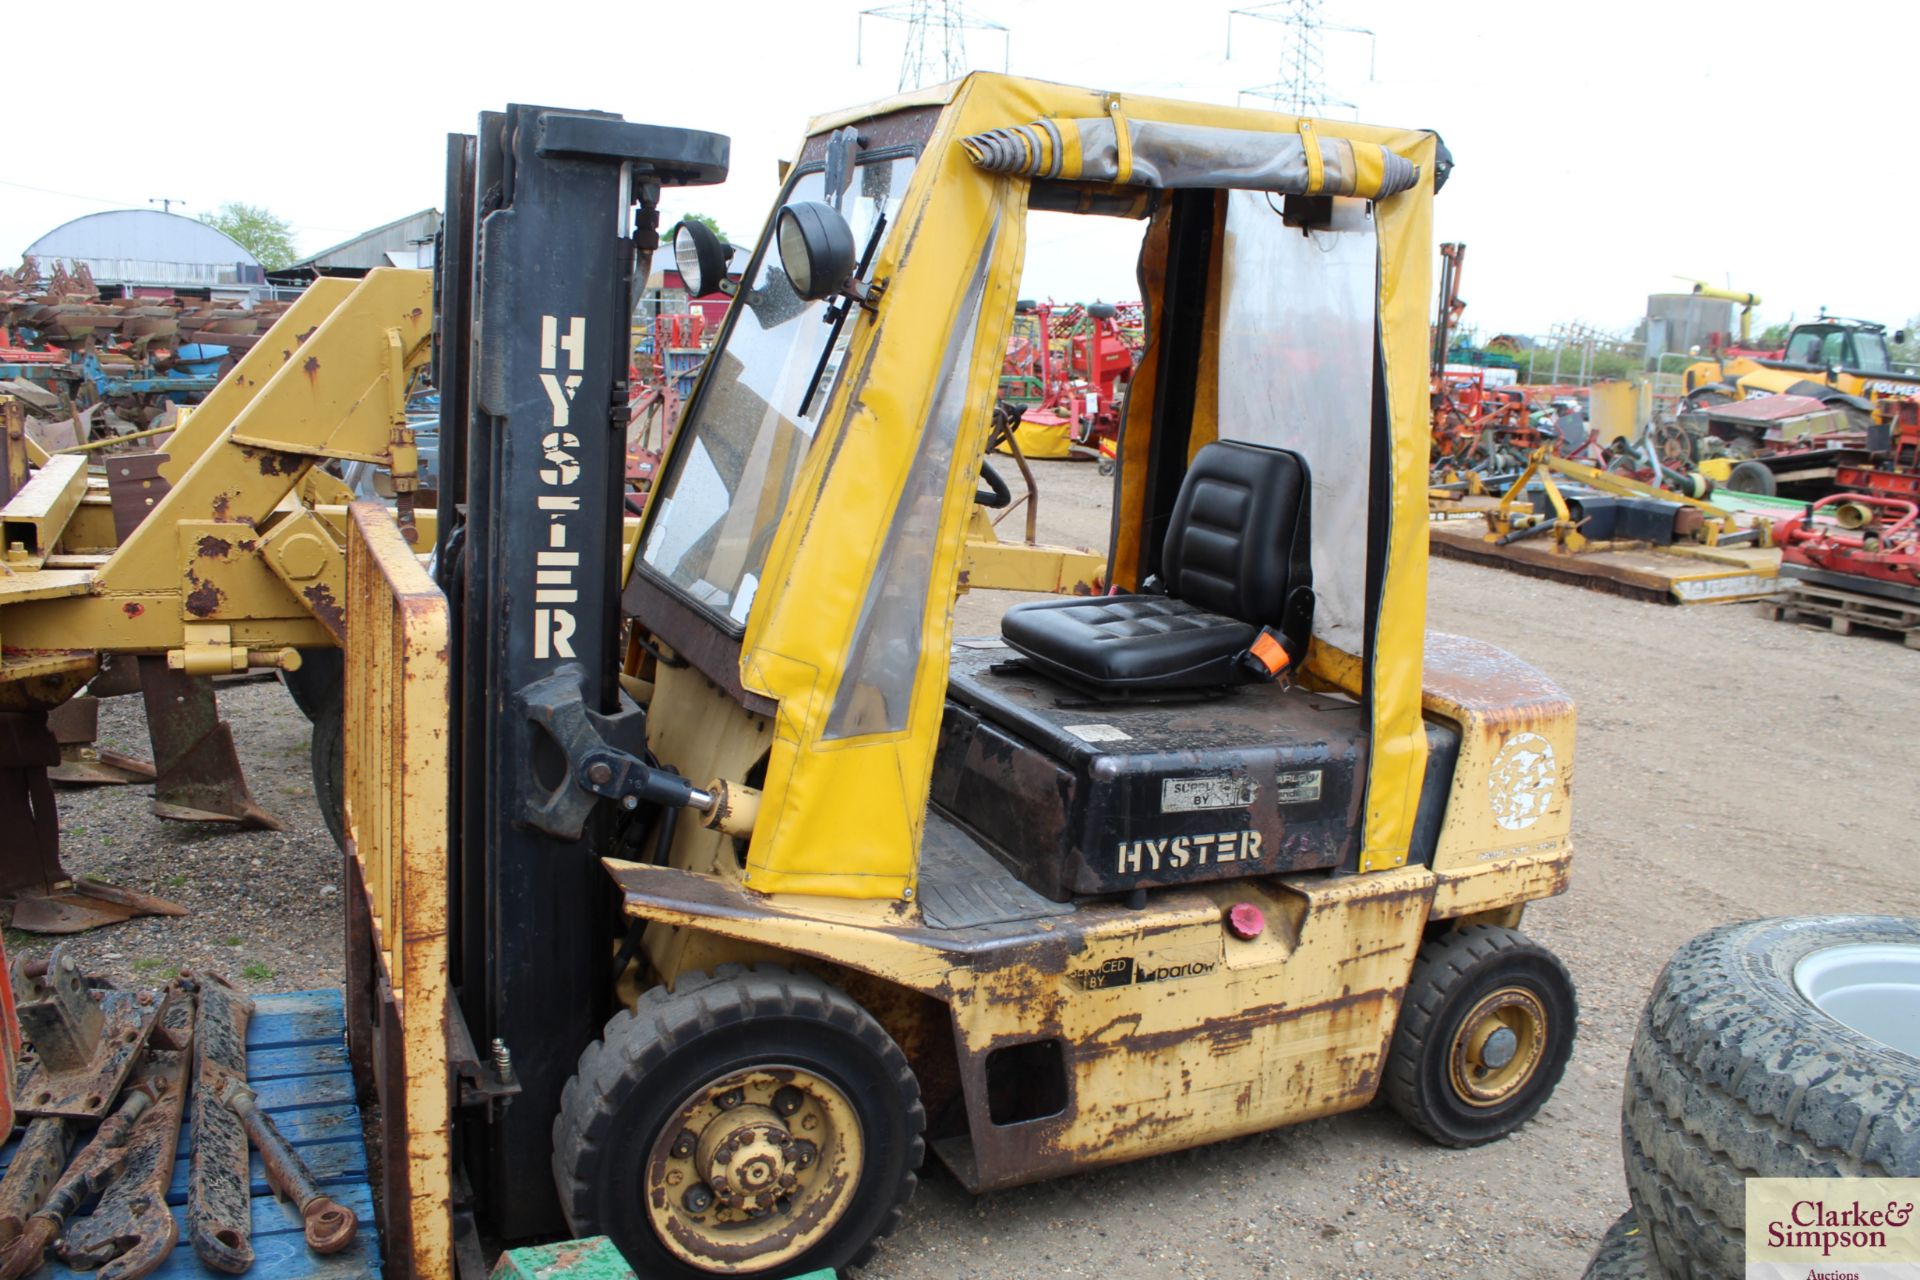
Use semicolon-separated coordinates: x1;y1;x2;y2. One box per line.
515;664;711;838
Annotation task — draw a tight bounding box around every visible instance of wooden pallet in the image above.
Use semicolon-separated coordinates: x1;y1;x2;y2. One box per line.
1430;521;1783;604
1758;581;1920;648
0;989;381;1279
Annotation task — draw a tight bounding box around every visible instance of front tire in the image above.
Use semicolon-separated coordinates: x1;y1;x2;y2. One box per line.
1582;1208;1660;1280
1385;925;1577;1146
1622;916;1920;1280
553;964;924;1278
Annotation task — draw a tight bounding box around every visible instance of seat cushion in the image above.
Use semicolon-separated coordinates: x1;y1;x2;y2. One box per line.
1000;595;1255;691
1162;440;1308;622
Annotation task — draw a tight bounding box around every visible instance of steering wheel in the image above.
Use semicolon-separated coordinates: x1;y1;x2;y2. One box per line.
975;460;1012;508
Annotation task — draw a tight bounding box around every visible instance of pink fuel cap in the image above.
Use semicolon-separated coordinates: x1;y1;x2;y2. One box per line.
1226;902;1265;941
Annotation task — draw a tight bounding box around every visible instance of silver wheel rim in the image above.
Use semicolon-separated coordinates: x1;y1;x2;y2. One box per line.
1793;942;1920;1057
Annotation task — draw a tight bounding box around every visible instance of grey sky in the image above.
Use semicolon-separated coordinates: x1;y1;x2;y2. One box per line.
9;0;1912;339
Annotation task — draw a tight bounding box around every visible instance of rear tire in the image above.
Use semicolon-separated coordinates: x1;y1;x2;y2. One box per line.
1726;460;1776;496
1385;925;1577;1146
310;683;344;850
280;649;344;722
1582;1208;1662;1280
553;965;924;1278
1621;916;1920;1280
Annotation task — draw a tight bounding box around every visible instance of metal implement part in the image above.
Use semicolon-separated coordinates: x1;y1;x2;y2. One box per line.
12;946;168;1118
137;656;280;829
0;714;187;934
0;1082;157;1279
60;984;195;1279
189;973;256;1273
219;1078;359;1254
0;1118;71;1245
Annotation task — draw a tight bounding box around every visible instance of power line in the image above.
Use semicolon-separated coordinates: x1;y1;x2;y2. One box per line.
858;0;1009;92
0;176;144;209
1226;0;1376;117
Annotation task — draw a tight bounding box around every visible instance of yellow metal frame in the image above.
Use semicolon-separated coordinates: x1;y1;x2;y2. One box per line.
0;270;432;684
1485;446;1745;553
341;503;451;1277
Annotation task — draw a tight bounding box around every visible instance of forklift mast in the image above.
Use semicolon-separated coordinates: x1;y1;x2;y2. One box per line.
431;105;727;1240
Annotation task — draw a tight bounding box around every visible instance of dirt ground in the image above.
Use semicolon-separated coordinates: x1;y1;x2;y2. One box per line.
36;457;1920;1278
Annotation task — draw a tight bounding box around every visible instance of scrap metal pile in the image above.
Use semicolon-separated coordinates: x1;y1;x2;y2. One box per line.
997;299;1143;466
0;947;356;1279
1771;396;1920;605
0;259;290;442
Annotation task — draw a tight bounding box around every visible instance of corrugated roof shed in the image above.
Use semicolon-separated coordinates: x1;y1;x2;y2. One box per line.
291;209;441;273
25;209;262;289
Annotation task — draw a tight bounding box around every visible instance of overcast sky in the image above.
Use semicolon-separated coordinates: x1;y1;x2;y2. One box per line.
9;0;1912;340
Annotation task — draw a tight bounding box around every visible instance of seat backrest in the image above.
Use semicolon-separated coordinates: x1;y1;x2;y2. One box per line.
1160;440;1310;624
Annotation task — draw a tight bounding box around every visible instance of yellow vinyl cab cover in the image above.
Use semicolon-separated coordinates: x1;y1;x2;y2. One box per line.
639;74;1438;897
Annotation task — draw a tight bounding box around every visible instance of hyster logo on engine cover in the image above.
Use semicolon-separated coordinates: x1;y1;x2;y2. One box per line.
1115;829;1262;875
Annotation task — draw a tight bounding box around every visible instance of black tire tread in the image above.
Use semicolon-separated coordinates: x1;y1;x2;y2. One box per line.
310;695;344;850
1620;917;1920;1280
1384;924;1575;1146
552;964;924;1275
1581;1207;1662;1280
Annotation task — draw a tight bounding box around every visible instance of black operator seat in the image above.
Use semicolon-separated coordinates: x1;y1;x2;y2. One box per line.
1000;439;1314;692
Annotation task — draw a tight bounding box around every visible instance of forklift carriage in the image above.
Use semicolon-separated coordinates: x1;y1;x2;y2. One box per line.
341;75;1577;1277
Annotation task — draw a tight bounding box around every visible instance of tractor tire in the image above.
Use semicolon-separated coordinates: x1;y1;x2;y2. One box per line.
310;682;345;850
1582;1208;1663;1280
1621;916;1920;1280
1726;460;1776;497
553;964;924;1278
280;649;344;722
1384;925;1577;1147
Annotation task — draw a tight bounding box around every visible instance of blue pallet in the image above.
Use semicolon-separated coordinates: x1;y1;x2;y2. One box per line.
0;989;382;1280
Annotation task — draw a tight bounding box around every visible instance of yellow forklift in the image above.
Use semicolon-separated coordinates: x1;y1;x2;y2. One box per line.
341;76;1579;1277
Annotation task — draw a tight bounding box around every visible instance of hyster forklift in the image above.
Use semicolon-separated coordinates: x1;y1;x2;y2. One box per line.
339;75;1579;1278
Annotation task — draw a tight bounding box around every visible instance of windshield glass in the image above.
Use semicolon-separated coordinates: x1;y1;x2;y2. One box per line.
641;154;917;628
1852;331;1891;372
1785;329;1827;364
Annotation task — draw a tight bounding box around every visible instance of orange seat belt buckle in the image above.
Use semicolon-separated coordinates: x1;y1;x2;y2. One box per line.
1248;628;1290;677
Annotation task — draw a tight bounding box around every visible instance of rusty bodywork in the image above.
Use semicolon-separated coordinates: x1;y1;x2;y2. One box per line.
335;81;1577;1277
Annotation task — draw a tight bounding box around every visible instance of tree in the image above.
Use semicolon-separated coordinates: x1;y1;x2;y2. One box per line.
679;212;727;243
200;202;297;271
1756;322;1792;348
1890;314;1920;369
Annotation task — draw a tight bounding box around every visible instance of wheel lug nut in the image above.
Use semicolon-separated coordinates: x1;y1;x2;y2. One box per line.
716;1088;743;1110
773;1086;804;1116
682;1184;714;1213
670;1130;696;1159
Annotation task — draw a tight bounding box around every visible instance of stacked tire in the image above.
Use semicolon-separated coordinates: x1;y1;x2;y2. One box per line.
1585;916;1920;1279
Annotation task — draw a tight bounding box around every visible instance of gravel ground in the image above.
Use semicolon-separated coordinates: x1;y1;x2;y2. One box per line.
21;677;343;996
31;457;1920;1277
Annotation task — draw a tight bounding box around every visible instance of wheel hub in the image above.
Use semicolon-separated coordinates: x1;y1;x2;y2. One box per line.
645;1067;863;1273
1449;986;1547;1107
696;1105;797;1215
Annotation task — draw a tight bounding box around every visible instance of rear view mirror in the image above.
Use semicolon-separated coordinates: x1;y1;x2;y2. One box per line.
776;202;856;301
672;219;731;297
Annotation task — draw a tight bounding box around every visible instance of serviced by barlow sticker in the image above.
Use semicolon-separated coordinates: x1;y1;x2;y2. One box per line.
1745;1177;1920;1278
1068;947;1219;992
1161;776;1256;812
